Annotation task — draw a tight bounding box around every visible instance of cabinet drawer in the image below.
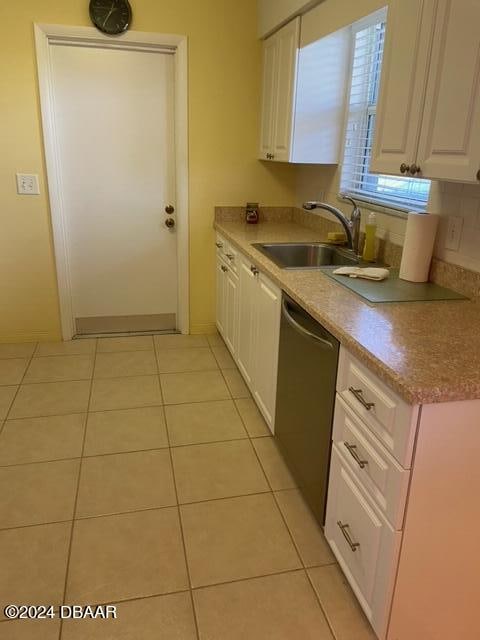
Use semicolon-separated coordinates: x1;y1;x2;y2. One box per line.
337;348;419;468
333;395;410;530
325;447;402;638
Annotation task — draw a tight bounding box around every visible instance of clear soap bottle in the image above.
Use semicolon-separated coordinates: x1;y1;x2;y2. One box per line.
362;211;377;262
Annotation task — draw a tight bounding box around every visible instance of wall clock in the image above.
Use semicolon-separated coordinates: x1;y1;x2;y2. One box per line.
89;0;132;35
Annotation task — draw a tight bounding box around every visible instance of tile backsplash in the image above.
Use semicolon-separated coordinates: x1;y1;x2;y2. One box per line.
428;181;480;273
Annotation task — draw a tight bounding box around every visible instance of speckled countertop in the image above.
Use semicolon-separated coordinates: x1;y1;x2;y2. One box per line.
215;220;480;405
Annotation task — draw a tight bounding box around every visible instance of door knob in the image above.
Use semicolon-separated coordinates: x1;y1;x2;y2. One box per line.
165;218;175;229
400;163;410;174
165;205;175;215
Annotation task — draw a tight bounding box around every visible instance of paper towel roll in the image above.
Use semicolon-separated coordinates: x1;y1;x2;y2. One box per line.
399;213;439;283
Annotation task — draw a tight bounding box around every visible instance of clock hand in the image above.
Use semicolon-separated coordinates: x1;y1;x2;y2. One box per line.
102;1;116;28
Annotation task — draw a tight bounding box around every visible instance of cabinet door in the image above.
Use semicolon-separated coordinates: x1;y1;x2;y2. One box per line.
370;0;437;176
272;17;300;162
224;268;238;356
236;258;257;387
252;273;281;432
216;258;226;337
416;0;480;182
259;35;278;160
326;447;402;639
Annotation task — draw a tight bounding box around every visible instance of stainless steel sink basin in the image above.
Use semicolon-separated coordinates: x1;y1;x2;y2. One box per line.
252;243;359;269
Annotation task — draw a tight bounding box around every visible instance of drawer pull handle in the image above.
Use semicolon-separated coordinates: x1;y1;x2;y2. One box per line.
221;265;228;273
337;521;360;552
215;242;223;249
250;265;259;275
348;387;375;411
344;442;368;469
226;254;235;261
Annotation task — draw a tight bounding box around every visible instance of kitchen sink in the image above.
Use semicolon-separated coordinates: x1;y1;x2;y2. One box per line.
252;242;359;269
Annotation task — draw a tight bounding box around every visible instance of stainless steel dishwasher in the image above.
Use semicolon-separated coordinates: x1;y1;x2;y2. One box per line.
275;293;339;524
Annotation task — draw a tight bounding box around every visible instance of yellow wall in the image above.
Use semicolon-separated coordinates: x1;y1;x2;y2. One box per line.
0;0;297;342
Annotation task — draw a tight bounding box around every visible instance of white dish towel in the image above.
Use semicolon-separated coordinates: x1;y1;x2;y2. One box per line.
333;267;390;281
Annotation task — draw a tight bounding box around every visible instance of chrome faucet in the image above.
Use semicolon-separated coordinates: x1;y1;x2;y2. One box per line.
302;195;362;256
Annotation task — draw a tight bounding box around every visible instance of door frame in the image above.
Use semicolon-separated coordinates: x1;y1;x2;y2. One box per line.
34;23;189;339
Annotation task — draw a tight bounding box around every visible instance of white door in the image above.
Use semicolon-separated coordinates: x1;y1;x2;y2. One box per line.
50;43;177;334
416;0;480;182
370;0;437;176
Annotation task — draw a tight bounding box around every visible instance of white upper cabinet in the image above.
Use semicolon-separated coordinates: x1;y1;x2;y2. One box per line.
272;18;300;161
370;0;436;177
259;36;278;160
372;0;480;184
416;0;480;182
259;10;350;164
259;18;300;162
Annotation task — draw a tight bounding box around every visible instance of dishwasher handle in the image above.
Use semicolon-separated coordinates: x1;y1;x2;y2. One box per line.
282;299;334;350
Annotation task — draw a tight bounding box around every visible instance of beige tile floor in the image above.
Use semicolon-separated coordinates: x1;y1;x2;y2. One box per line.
0;333;376;640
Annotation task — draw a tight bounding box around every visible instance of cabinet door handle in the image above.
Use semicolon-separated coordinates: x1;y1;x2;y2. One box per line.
400;163;410;174
221;265;227;273
337;521;360;552
409;163;421;175
215;242;223;249
344;442;368;469
250;265;259;275
476;169;480;181
348;387;375;411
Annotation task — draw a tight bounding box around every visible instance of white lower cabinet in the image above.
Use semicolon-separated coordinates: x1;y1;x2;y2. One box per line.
236;254;281;433
236;258;258;387
215;248;238;357
252;272;281;428
215;240;281;434
326;346;417;639
326;446;402;639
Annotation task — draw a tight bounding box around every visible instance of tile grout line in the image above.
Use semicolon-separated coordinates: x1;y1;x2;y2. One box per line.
0;434;261;469
2;342;38;427
162;406;202;640
0;565;320;624
2;394;261;426
58;338;98;640
304;567;339;640
153;338;201;640
1;487;318;533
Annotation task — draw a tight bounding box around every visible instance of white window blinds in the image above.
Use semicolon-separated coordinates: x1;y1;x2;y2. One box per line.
340;10;431;212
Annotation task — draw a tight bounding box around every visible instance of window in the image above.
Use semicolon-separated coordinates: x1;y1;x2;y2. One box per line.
340;10;431;212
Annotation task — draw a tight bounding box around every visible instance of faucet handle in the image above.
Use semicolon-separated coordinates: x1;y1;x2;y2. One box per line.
339;194;360;220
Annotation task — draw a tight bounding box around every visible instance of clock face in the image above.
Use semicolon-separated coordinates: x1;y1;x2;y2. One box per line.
89;0;132;36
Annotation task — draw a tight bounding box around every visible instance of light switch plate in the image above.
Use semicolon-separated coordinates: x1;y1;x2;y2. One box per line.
16;173;40;195
445;216;463;252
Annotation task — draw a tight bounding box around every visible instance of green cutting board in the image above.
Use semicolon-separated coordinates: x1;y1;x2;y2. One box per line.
321;268;467;303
